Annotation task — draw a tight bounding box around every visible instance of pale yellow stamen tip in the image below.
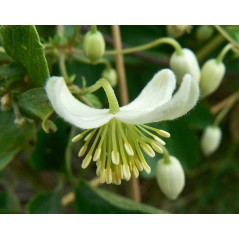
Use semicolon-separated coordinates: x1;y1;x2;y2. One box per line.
72;134;83;143
78;145;88;157
132;165;139;178
142;161;151;174
105;169;113;184
111;151;120;165
84;132;93;141
151;142;163;154
153;136;166;145
100;169;106;183
124;143;134;156
157;129;170;138
134;158;143;171
93;148;101;161
81;155;92;169
122;164;131;181
141;143;155;157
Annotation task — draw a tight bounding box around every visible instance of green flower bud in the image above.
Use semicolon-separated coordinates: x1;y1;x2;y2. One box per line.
156;156;185;200
170;48;201;84
83;30;105;63
167;25;191;38
201;125;222;156
196;25;214;42
200;59;225;98
102;68;118;87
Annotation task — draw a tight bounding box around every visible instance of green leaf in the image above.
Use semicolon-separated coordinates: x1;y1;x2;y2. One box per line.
0;111;37;170
0;25;49;86
0;186;21;212
75;180;166;214
0;63;25;81
31;118;71;171
28;192;61;214
17;88;53;120
0;148;19;171
160;118;200;169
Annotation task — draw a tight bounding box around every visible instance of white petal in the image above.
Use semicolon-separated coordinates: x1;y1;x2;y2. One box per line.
120;69;176;111
116;74;199;124
46;77;113;129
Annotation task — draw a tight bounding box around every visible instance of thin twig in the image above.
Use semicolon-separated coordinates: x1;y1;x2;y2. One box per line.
111;25;141;203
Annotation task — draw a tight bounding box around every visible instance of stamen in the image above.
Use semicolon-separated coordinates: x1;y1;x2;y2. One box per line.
122;164;131;181
140;125;170;138
117;121;134;156
78;145;88;157
140;142;155;158
151;142;163;154
132;165;139;178
100;169;106;183
153;136;166;145
81;155;92;169
71;129;92;143
105;168;112;184
142;161;151;174
93;148;101;161
124;143;134;156
111;151;120;165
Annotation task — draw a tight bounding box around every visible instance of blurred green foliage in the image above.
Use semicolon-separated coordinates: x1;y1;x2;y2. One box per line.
0;25;239;214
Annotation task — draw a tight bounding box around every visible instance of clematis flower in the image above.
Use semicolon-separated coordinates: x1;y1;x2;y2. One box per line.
46;69;199;185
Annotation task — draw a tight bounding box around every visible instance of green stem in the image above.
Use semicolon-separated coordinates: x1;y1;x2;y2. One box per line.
57;25;71;83
214;25;239;49
82;78;120;114
217;43;233;63
160;144;171;164
105;37;183;55
214;92;239;126
90;25;97;33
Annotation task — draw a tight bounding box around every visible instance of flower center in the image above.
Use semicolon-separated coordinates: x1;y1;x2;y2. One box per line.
72;118;170;185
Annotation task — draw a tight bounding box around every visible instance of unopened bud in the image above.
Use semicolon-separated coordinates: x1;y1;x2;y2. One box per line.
201;125;222;156
167;25;191;38
200;59;225;98
170;48;201;84
102;68;118;87
83;30;105;63
196;26;214;42
156;156;185;200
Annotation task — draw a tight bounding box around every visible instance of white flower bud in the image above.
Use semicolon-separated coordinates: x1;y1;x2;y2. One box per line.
170;48;201;84
167;25;191;38
156;156;185;200
200;59;225;98
83;30;105;63
201;125;222;156
102;68;118;87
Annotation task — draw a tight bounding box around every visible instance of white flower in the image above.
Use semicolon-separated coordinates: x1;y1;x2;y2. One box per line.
156;156;185;200
46;69;199;184
201;125;222;156
170;48;201;84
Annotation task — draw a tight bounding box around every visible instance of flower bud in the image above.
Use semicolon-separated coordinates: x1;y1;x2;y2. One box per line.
102;68;118;87
83;30;105;63
170;48;201;84
196;26;214;42
200;59;225;98
200;125;222;156
167;25;191;38
156;156;185;200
